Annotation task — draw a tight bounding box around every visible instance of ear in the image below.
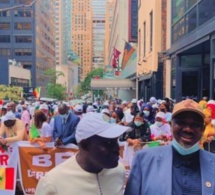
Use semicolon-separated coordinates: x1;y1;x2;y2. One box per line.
80;139;88;150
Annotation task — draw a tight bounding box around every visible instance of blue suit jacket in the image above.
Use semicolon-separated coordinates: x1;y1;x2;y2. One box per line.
53;112;80;145
125;145;215;195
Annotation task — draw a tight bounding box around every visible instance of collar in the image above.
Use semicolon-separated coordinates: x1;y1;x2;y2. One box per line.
172;146;200;169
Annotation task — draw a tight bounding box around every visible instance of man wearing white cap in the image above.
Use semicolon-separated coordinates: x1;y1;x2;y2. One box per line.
35;112;131;195
0;111;25;146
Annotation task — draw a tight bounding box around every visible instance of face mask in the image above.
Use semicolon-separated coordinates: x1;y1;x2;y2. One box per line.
171;139;200;155
160;108;166;112
110;117;116;124
134;121;143;127
60;113;67;119
155;121;163;127
143;110;150;117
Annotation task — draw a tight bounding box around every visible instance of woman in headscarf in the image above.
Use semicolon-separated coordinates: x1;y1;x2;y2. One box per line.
142;104;155;125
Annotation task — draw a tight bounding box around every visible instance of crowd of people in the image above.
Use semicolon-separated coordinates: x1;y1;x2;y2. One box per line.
1;96;215;194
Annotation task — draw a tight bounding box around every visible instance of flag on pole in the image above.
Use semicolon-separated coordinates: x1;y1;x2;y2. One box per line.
0;167;15;190
33;87;41;98
111;47;121;68
121;41;135;69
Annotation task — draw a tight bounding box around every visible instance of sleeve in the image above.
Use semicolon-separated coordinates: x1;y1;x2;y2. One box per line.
62;117;80;145
53;117;59;140
124;152;142;195
41;123;52;138
35;176;57;195
140;123;151;142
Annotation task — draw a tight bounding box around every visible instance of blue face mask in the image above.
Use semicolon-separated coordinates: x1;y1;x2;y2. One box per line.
110;117;116;124
60;113;67;119
134;121;143;127
143;110;150;117
171;139;200;155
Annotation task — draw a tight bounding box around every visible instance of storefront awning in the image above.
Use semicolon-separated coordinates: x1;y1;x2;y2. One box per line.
91;79;136;90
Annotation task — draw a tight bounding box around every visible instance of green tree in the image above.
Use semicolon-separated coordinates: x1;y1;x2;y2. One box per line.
44;69;66;100
0;85;22;101
80;68;104;94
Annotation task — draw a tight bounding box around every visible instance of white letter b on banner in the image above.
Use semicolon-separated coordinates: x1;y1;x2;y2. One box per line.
32;155;52;167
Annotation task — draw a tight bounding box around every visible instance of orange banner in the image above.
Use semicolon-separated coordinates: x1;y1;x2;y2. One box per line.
17;142;78;195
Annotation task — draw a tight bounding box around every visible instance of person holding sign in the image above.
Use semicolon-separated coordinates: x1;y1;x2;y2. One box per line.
125;99;215;195
35;112;131;195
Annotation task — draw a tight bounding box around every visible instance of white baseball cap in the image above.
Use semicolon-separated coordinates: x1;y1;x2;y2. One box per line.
75;112;131;143
39;104;49;110
155;112;165;119
1;111;16;122
74;104;83;113
150;97;157;104
131;99;137;103
86;105;95;113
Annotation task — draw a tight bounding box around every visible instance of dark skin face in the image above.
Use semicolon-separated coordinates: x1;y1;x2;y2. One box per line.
58;104;68;115
171;111;205;148
77;135;120;173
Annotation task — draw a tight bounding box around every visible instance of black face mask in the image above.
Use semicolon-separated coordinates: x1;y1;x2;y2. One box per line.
4;120;16;127
130;110;135;116
160;108;166;112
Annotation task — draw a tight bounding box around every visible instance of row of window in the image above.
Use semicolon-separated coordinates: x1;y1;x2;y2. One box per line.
0;35;32;43
172;0;215;42
0;22;32;30
0;0;32;4
0;48;32;56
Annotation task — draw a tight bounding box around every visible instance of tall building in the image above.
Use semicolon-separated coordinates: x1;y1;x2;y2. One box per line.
71;0;93;81
92;0;106;69
137;0;166;100
166;0;215;101
0;0;55;96
55;0;71;66
104;0;116;66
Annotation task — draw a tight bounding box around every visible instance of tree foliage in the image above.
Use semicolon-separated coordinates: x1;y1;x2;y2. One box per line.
44;69;66;100
80;68;104;93
0;85;22;101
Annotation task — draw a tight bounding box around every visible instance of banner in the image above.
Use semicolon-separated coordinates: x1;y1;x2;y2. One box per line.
17;142;78;195
0;143;18;195
112;47;121;68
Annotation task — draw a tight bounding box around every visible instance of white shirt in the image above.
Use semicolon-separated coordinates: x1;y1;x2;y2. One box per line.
35;155;125;195
39;122;52;138
150;123;172;137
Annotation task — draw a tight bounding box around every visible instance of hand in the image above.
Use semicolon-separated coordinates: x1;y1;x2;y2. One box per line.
0;137;7;145
207;136;214;143
54;138;63;147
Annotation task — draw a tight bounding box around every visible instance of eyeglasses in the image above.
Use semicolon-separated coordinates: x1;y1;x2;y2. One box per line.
173;119;203;129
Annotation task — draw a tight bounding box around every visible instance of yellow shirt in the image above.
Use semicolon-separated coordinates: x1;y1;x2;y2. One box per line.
0;119;25;144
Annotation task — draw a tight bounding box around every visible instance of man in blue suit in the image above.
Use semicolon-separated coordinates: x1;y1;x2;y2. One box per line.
53;103;80;147
125;99;215;195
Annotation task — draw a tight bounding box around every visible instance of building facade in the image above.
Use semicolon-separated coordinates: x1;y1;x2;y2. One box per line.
104;0;116;66
166;0;215;101
0;0;55;96
92;0;106;69
71;0;93;81
137;0;167;101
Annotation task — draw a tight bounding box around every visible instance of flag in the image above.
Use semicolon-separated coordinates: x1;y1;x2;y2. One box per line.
0;167;14;190
112;47;121;68
33;87;41;98
121;42;135;69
